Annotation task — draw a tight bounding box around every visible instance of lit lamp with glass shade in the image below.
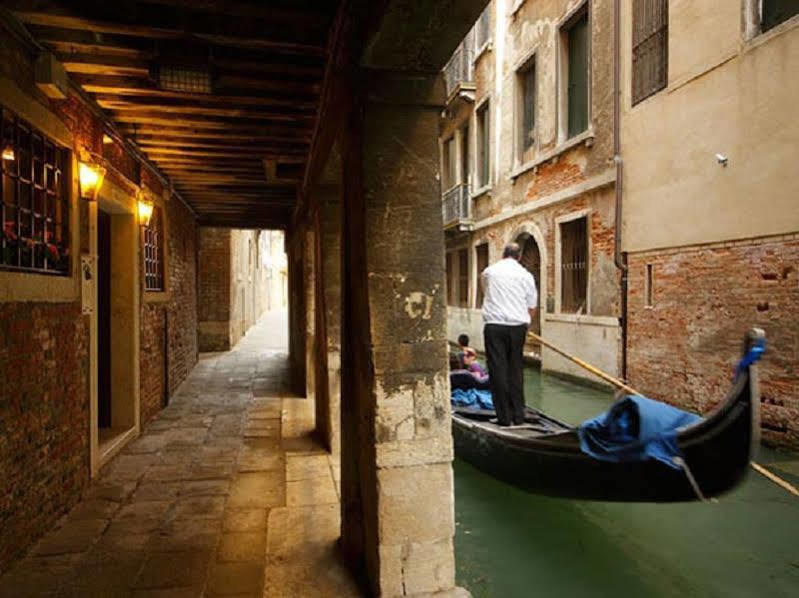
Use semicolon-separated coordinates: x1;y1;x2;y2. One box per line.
2;145;14;161
78;162;106;201
138;199;154;227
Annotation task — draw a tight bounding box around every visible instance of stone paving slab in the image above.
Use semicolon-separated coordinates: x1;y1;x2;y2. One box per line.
0;313;363;597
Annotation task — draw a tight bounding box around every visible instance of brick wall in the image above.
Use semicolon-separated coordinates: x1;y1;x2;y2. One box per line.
140;178;198;423
197;228;231;351
627;235;799;448
0;303;89;570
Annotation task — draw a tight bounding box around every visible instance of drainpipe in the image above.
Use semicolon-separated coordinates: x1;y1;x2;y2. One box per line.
613;0;629;380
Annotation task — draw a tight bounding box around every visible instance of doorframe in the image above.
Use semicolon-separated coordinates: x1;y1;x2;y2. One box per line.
89;178;141;476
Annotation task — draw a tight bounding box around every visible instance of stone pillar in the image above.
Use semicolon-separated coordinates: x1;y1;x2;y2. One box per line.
340;72;455;596
305;228;316;401
313;188;342;455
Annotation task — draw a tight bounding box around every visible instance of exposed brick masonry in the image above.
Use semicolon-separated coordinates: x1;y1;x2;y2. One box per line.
627;235;799;448
0;303;89;569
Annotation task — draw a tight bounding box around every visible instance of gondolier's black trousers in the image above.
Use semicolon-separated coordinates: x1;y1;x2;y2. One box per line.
484;323;527;426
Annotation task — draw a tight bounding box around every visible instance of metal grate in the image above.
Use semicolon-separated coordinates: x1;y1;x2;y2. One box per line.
158;65;212;94
1;105;70;275
632;0;668;106
443;29;475;97
560;217;587;314
144;205;165;291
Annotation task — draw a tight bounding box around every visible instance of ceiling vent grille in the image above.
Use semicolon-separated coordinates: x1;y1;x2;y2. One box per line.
157;65;212;94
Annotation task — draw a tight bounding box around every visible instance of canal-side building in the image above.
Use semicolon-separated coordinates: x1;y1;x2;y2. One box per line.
620;1;799;448
441;0;622;384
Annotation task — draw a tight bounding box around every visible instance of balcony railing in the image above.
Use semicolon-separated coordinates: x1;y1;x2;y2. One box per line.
442;183;472;229
443;30;475;98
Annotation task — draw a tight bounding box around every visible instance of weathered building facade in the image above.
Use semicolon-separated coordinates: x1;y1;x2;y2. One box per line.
441;0;622;384
620;0;799;447
197;228;285;351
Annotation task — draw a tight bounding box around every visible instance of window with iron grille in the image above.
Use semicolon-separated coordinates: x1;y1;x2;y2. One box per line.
632;0;668;106
446;251;455;306
560;216;588;313
476;101;490;188
516;57;537;163
144;205;165;291
458;248;469;307
1;106;70;275
475;243;488;307
761;0;799;32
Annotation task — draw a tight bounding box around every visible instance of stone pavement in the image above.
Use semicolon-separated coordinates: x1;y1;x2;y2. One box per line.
0;310;362;598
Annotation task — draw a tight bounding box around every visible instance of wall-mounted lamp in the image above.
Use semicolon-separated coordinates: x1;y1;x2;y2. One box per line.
78;162;106;201
102;134;113;145
138;199;154;227
1;146;15;161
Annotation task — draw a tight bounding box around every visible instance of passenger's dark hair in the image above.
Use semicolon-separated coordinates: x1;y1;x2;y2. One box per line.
503;242;522;260
457;334;469;347
449;353;462;371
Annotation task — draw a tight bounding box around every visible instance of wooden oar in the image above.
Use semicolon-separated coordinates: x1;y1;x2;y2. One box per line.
527;331;799;499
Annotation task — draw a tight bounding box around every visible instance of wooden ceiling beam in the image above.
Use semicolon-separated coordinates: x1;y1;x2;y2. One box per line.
132;136;309;148
112;113;314;130
80;84;317;110
144;147;305;159
134;0;332;24
13;10;327;55
103;102;314;122
136;140;305;153
60;55;150;76
123;127;311;141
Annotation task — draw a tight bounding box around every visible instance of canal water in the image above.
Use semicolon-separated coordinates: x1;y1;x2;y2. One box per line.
454;366;799;598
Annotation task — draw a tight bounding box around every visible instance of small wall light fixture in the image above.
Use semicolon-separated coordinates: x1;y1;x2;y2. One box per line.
78;162;106;201
137;199;154;227
1;145;15;161
715;153;729;167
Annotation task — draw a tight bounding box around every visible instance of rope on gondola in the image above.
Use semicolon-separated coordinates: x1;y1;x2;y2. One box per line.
527;331;799;500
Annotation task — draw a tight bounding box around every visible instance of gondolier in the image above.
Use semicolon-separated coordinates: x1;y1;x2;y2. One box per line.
480;242;538;426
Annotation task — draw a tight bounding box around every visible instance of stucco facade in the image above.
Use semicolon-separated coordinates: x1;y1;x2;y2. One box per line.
441;0;621;385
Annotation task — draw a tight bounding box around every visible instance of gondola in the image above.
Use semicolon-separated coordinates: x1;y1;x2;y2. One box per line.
451;329;764;502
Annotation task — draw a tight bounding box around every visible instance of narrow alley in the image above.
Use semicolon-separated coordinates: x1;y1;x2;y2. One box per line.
0;310;360;598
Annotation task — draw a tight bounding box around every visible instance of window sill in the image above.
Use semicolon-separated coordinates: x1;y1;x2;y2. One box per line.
144;290;171;303
470;184;492;200
473;41;493;64
744;14;799;51
510;129;595;181
545;313;619;327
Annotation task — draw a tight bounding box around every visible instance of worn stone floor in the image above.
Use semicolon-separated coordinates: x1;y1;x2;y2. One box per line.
0;310;361;598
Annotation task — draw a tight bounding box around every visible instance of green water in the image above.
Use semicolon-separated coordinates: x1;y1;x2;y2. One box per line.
454;367;799;598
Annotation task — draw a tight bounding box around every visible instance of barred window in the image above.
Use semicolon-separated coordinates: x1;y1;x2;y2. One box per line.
560;216;588;314
632;0;668;106
144;205;165;291
1;106;70;275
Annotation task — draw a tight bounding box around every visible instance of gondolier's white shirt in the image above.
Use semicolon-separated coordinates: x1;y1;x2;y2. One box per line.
481;258;538;326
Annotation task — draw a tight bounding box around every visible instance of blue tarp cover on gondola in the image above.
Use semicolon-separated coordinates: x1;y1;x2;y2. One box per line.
578;395;702;469
451;388;495;410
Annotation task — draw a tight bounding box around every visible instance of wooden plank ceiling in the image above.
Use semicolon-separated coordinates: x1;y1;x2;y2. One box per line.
12;0;338;228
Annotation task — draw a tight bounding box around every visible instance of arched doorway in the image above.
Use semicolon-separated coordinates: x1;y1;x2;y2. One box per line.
515;232;542;351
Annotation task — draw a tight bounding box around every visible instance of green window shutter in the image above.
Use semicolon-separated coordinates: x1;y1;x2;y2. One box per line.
567;12;589;138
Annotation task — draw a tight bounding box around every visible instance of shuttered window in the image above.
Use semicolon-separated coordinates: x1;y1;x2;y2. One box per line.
560;217;587;314
446;251;455;306
475;243;488;307
517;59;536;163
762;0;799;32
460;124;470;187
476;102;490;187
458;248;469;307
566;10;589;138
632;0;668;106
